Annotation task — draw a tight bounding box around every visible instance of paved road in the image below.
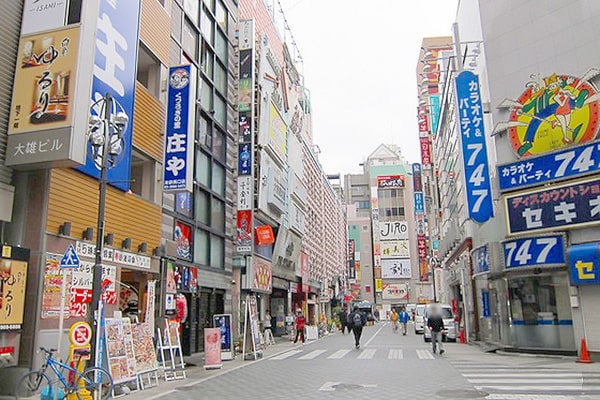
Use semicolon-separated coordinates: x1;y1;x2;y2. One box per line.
133;322;600;400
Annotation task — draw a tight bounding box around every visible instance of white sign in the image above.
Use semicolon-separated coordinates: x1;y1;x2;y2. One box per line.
21;0;68;35
381;259;412;279
237;176;252;210
380;240;410;259
379;221;409;241
382;283;409;300
113;249;151;269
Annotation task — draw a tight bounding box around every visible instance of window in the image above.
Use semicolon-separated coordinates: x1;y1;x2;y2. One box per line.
210;235;224;269
210;197;224;229
215;31;227;62
212;129;225;160
183;0;199;25
171;5;182;42
201;9;214;44
201;44;214;79
195;190;210;225
214;62;226;94
196;150;211;187
182;19;198;60
214;94;226;126
136;44;160;97
215;1;227;31
198;114;212;148
194;229;209;265
200;79;213;110
130;152;156;202
203;0;214;13
211;163;225;195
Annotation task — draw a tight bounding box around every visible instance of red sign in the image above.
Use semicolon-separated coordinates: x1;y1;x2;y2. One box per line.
417;234;427;260
377;175;405;189
69;321;92;346
418;108;429;135
419;260;430;282
420;137;431;166
70;288;91;317
174;221;192;260
255;225;275;245
236;210;252;252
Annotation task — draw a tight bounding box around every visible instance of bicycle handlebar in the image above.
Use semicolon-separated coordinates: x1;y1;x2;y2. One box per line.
39;347;57;356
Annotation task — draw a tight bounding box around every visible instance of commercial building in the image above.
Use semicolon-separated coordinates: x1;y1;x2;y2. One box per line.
420;0;600;356
344;144;423;317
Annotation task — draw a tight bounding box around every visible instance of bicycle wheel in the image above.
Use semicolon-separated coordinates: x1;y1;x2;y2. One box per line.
76;366;114;400
14;370;52;399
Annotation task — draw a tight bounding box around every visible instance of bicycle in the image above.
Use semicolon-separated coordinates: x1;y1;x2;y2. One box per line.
14;347;114;400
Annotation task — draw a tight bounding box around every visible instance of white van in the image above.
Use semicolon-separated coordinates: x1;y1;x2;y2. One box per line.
423;304;456;342
414;304;427;334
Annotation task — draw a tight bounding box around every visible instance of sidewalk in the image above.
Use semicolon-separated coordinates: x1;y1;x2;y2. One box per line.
120;337;304;400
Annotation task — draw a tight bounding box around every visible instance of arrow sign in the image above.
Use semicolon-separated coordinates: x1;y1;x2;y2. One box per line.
60;244;81;269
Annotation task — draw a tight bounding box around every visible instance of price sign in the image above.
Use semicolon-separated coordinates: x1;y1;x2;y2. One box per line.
502;234;566;269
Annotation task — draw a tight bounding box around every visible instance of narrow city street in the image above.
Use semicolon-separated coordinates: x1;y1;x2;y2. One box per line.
125;323;600;400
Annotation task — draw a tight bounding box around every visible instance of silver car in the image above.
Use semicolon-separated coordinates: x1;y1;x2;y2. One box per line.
414;304;427;334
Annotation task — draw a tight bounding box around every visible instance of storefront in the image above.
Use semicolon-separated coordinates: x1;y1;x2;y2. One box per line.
270;278;289;336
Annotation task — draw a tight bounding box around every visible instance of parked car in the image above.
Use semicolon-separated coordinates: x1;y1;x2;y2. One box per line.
414;304;427;334
423;304;457;342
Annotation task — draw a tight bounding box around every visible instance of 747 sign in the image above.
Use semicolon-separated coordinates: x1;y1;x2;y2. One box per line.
502;234;566;269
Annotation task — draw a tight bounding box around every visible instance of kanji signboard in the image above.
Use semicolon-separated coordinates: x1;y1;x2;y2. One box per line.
504;176;600;235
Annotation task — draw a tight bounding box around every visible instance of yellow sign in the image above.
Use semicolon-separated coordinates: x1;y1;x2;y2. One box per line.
375;278;382;292
9;26;80;135
575;260;596;280
1;246;10;258
0;260;27;326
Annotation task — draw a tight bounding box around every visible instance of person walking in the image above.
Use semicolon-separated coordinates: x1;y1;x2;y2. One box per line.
390;308;399;333
338;308;349;335
399;306;411;336
349;306;366;349
293;309;306;345
427;305;445;354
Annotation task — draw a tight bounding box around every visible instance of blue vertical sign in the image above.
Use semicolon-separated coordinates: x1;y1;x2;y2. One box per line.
481;290;490;317
78;0;142;191
414;192;425;214
163;65;197;192
455;71;494;223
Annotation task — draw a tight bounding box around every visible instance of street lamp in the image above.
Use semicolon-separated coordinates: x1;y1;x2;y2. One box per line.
88;92;128;369
429;256;441;303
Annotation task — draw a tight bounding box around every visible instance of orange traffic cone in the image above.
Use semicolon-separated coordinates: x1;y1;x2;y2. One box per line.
577;338;594;364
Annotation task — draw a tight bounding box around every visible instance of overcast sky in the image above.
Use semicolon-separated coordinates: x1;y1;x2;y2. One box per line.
279;0;459;175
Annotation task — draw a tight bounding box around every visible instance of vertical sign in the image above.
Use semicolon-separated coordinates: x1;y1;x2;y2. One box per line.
347;239;356;280
420;137;432;167
78;0;142;191
455;70;494;224
213;314;233;361
163;65;197;192
236;20;254;254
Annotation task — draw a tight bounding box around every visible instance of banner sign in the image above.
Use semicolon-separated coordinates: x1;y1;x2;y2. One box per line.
429;95;441;135
213;314;233;361
420;137;432;166
498;140;600;192
163;65;196;192
414;192;425;215
238;143;252;176
237;176;252;210
568;242;600;285
381;259;411;279
377;175;405;189
503;234;566;269
78;0;142;191
379;221;409;241
412;163;422;192
347;239;356;279
481;290;490;317
381;283;409;300
472;244;490;274
419;259;429;282
236;210;252;253
504;176;600;235
455;70;493;224
381;240;410;258
417;234;427;259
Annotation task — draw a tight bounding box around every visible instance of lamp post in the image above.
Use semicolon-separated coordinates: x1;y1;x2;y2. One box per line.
429;256;441;303
87;92;128;369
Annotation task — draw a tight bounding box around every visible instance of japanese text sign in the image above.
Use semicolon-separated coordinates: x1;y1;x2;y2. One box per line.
238;144;252;175
163;65;196;192
498;140;600;192
502;234;566;269
472;244;490;274
0;260;27;327
412;163;422;192
420;137;432;166
504;176;600;235
381;259;411;279
78;0;141;191
568;242;600;285
414;192;425;215
236;210;252;253
377;175;404;189
455;71;494;224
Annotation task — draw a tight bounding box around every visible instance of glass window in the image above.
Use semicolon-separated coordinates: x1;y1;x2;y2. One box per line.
214;62;226;94
183;0;199;24
200;79;213;110
213;129;225;160
210;235;224;269
203;0;214;13
215;31;227;62
215;1;227;31
201;10;214;44
196;150;211;187
195;189;210;225
211;163;225;195
194;229;210;265
171;5;182;42
201;43;214;79
213;94;226;127
198;114;212;148
182;19;198;60
211;197;224;230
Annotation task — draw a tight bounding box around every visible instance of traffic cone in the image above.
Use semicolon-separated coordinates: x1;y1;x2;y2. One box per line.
577;338;594;364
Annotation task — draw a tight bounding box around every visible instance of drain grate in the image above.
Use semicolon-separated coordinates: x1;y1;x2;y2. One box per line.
436;389;488;399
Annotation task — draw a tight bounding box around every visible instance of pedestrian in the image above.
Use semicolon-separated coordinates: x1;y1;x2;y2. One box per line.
263;311;273;337
390;308;399;333
399;306;411;336
293;309;306;345
427;305;445;354
374;308;380;322
349;306;366;349
338;308;349;335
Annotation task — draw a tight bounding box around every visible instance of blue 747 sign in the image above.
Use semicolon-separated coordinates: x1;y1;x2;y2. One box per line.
502;234;566;269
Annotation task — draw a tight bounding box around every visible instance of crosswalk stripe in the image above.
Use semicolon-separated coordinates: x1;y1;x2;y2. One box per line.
463;373;583;378
474;385;587;391
387;349;403;359
327;349;352;359
298;349;327;360
469;378;583;384
416;349;434;359
357;349;377;359
270;350;302;360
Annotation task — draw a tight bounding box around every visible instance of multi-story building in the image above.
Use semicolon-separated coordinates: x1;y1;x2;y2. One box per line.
345;144;423;318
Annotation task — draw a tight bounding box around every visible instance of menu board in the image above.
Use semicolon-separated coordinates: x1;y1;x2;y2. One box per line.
105;318;137;383
132;323;158;373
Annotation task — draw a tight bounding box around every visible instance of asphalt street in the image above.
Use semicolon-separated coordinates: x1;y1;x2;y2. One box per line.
124;322;600;400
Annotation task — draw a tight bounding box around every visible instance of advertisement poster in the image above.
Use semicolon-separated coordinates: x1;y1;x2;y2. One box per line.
42;252;70;319
213;314;233;361
174;221;192;260
419;260;430;282
236;210;253;253
132;323;158;373
251;257;272;293
105;318;136;383
0;259;28;327
377;175;405;189
381;283;409;300
204;328;222;369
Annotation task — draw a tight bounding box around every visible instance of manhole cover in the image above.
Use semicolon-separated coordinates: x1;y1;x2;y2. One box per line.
332;383;363;391
436;389;488;399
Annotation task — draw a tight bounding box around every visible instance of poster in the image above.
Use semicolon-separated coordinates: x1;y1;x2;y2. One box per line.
204;328;222;369
236;210;252;253
251;257;272;293
42;252;70;319
105;318;136;383
213;314;233;360
0;259;28;327
174;221;192;260
131;323;158;373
